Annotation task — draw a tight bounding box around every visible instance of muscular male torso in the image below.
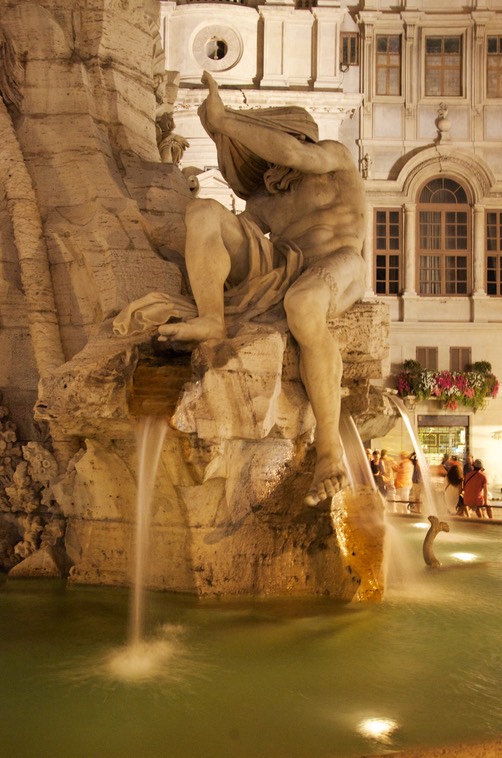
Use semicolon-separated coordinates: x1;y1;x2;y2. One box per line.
244;146;366;261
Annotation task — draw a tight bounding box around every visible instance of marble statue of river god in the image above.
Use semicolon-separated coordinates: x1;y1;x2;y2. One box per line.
114;71;367;507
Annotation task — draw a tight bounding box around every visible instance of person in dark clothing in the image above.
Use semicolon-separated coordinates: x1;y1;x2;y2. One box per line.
370;450;387;496
463;453;475;476
409;452;423;513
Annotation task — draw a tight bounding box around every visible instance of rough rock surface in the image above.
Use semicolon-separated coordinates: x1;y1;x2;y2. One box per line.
1;0;391;599
34;304;389;597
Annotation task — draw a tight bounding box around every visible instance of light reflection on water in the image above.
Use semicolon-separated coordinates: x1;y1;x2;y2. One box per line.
0;521;501;758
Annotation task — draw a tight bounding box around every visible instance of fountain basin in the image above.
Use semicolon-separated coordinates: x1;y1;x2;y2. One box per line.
1;519;500;757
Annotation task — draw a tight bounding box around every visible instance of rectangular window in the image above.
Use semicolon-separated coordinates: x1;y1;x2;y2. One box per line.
486;210;502;295
341;33;359;67
418;209;469;295
487;36;502;98
374;209;401;294
416;347;438;371
376;35;401;96
425;36;462;97
450;347;471;372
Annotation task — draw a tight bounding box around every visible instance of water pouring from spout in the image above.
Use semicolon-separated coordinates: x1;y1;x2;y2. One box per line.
388;395;438;518
130;415;168;645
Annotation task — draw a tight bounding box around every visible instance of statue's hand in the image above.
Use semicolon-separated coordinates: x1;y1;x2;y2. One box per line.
201;70;217;89
201;70;225;128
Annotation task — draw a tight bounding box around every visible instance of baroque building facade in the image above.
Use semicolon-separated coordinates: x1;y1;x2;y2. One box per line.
159;0;502;488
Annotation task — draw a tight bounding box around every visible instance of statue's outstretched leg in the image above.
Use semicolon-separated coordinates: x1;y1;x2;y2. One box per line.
158;198;248;344
284;249;366;506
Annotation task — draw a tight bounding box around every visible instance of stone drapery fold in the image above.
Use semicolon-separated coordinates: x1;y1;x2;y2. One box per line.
113;216;303;335
198;102;319;200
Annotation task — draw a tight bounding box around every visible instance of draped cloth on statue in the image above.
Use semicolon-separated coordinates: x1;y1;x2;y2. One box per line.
198;102;319;200
112;104;316;336
112;216;304;336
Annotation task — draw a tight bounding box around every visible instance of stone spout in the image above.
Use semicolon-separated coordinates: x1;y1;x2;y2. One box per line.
423;515;450;568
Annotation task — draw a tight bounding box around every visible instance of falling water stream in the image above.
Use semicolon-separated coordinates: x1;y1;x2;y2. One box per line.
388;395;438;517
340;411;376;491
105;415;172;682
129;416;168;645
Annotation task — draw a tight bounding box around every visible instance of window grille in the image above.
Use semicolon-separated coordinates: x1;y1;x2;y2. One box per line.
341;33;359;67
418;178;470;296
374;209;401;294
425;36;462;97
376;35;401;96
486;211;502;295
487;36;502;98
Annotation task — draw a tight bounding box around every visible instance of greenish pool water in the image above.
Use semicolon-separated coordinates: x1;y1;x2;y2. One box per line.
1;519;501;758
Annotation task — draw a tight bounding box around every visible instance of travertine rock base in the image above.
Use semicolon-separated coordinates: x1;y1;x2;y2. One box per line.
32;302;389;598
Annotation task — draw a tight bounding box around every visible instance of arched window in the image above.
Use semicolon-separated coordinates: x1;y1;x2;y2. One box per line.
417;177;470;296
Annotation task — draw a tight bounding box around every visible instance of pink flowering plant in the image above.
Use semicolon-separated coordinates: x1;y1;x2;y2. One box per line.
396;360;499;411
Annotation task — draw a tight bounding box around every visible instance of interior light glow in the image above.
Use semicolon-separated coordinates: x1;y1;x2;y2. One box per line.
357;717;398;744
412;521;429;529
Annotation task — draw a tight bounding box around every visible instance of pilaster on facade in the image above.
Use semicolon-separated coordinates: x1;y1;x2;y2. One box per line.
399;291;420;323
403;203;417;298
362;209;375;299
312;5;346;90
473;203;487;298
403;16;419;141
357;16;374;141
259;5;304;88
473;18;487;120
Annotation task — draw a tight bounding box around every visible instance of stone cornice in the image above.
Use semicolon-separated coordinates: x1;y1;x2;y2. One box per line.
175;87;362;113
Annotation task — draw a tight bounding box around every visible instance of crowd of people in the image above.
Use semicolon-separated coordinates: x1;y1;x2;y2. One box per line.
367;448;494;519
440;453;493;519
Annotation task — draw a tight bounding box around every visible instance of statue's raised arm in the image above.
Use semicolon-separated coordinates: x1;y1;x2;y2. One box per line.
199;71;353;179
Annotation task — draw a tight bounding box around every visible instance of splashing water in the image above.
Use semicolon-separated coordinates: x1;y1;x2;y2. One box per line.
104;624;190;684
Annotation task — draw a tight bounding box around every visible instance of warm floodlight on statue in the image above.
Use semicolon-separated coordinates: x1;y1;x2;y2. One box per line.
114;70;367;509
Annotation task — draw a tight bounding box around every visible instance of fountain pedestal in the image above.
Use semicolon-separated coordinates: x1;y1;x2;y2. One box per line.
32;301;391;600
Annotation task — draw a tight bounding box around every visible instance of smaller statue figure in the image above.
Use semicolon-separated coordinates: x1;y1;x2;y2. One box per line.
435;102;451;144
360;153;371;180
156;112;190;165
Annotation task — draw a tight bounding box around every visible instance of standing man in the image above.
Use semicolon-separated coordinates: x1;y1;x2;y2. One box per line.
463;459;492;518
370;451;387;497
124;71;367;506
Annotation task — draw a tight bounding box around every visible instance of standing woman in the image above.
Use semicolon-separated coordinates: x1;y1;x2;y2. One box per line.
444;464;465;516
463;460;492;519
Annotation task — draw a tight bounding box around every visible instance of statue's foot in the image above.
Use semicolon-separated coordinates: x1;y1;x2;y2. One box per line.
158;316;225;344
304;457;348;507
